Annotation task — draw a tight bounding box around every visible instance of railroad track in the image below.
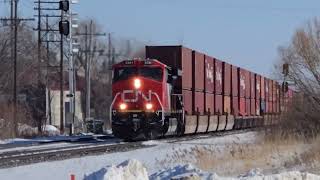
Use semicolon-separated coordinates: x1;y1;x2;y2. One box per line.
0;128;262;169
0;141;144;169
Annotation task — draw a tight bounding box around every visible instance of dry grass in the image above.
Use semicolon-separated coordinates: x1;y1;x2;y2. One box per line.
0;103;36;139
157;135;320;176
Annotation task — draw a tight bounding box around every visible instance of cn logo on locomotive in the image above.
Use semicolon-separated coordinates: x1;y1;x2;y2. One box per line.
121;90;152;103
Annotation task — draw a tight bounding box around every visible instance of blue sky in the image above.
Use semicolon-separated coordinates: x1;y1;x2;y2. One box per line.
2;0;320;77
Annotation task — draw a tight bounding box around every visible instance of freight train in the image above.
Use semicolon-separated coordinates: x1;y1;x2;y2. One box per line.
110;46;294;140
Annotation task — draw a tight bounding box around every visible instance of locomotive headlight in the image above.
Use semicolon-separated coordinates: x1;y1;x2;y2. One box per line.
134;78;141;89
119;103;127;110
145;103;153;110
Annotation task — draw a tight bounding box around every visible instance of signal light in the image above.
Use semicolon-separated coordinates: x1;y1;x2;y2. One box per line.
119;103;127;110
134;78;141;89
59;20;70;36
283;63;289;75
59;0;69;12
145;103;153;110
282;82;289;93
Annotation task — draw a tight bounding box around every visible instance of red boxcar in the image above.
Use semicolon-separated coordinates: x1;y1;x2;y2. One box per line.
223;62;231;96
215;94;223;114
268;79;273;102
215;59;223;95
183;90;193;115
224;95;231;114
272;81;277;102
205;93;214;114
250;72;255;99
239;97;246;116
264;100;268;113
239;68;246;97
260;99;266;113
276;84;280;113
245;70;251;98
268;100;273;113
146;46;193;91
256;99;261;115
265;78;269;101
194;91;204;114
232;96;239;116
246;98;251;116
205;56;214;93
261;77;265;100
232;65;238;97
250;99;255;115
192;51;205;91
256;75;261;100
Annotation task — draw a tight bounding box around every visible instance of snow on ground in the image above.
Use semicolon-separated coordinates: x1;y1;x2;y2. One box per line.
84;159;149;180
42;125;60;136
0;142;82;154
84;159;320;180
0;131;318;180
0;134;113;146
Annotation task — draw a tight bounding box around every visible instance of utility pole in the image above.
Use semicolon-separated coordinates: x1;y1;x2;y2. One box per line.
37;0;41;85
67;0;80;134
108;33;112;66
0;0;34;136
45;15;52;125
13;0;18;136
60;10;64;132
10;0;14;137
76;22;106;132
84;25;90;127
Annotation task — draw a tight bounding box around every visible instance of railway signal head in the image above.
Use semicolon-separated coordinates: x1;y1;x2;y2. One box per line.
283;63;289;76
282;82;289;93
59;0;69;12
59;20;70;36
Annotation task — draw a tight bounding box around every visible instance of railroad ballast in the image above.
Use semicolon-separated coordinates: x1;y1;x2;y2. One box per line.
110;45;293;140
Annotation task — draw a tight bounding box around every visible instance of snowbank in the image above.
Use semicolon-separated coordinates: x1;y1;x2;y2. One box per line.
150;163;216;180
43;125;60;136
18;124;38;137
17;124;60;137
85;160;320;180
84;159;148;180
142;140;165;146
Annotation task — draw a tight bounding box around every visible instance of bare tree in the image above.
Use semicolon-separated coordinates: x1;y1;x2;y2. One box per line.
0;23;50;138
276;18;320;138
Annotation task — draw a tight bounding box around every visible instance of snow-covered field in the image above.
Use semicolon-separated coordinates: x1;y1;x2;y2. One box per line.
84;159;320;180
0;131;319;180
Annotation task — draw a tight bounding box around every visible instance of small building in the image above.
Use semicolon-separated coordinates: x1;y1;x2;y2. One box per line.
46;72;85;131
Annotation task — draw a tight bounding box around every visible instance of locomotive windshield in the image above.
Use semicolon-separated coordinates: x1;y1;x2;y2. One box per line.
113;67;163;83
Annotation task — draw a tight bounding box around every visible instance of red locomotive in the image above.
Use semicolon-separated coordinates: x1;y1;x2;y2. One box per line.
110;59;183;140
110;45;293;140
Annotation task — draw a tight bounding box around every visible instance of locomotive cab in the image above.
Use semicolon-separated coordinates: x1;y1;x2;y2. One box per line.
110;59;179;140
